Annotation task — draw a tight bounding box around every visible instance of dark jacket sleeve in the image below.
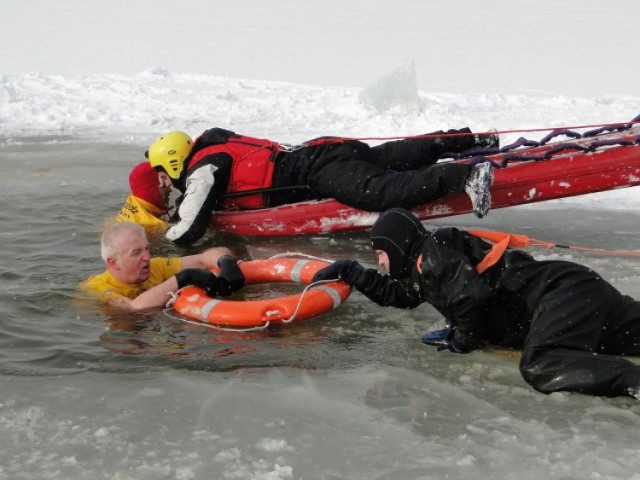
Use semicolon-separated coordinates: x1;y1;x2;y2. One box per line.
167;153;231;245
351;267;424;309
420;228;494;348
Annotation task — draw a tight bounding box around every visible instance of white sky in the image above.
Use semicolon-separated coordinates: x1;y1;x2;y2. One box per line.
2;0;639;96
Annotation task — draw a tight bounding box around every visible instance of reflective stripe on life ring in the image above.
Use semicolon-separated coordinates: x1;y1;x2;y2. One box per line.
173;258;352;327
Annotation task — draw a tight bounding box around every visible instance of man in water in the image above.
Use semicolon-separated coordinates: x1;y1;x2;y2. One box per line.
311;208;640;398
142;127;496;245
80;222;244;311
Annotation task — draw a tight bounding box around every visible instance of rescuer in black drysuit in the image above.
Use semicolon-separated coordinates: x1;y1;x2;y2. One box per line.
312;208;640;398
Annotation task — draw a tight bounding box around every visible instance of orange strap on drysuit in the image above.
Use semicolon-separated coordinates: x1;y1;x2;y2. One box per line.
466;229;533;274
416;229;535;275
473;234;511;274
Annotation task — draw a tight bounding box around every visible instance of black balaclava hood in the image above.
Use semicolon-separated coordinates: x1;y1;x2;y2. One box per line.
370;208;428;279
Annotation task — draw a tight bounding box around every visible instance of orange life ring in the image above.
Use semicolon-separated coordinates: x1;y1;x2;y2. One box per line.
173;258;352;328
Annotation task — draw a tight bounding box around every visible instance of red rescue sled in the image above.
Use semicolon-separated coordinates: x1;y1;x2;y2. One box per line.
209;127;640;236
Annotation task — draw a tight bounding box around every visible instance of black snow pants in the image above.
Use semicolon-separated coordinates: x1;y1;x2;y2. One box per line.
268;128;476;209
518;266;640;397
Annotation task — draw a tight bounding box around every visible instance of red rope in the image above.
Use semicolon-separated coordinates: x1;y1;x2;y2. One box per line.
543;243;640;258
515;238;640;259
306;120;640;145
469;230;640;259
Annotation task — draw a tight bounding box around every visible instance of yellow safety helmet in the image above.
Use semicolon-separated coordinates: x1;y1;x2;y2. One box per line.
147;131;193;180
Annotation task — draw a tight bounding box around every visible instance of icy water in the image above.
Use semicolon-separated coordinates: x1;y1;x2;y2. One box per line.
1;138;640;480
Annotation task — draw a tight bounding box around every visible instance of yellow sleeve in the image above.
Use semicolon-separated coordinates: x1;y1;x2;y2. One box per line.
144;257;183;287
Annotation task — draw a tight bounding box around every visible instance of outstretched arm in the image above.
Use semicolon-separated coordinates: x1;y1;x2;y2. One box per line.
166;165;218;245
311;259;423;309
353;268;423;309
109;255;244;312
107;276;180;311
165;154;231;246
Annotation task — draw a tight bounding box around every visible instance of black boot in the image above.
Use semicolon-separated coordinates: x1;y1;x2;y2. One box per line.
475;129;500;149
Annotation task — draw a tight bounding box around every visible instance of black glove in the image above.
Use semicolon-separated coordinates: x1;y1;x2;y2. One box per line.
175;268;221;297
311;259;364;284
216;255;245;296
421;327;471;353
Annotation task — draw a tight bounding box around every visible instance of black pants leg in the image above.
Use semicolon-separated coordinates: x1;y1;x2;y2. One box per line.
519;272;640;397
302;142;471;211
368;128;477;170
598;293;640;354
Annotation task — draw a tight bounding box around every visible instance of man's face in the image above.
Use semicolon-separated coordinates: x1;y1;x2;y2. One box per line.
158;171;173;207
109;231;152;284
375;250;390;272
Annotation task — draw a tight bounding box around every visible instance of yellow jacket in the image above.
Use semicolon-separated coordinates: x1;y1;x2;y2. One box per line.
117;194;170;229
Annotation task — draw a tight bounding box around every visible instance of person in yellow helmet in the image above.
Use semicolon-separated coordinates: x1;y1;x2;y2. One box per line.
116;162;173;228
79;222;244;311
146;127;498;245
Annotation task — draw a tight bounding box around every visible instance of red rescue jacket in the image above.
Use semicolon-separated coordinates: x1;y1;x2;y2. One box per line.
187;135;282;209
